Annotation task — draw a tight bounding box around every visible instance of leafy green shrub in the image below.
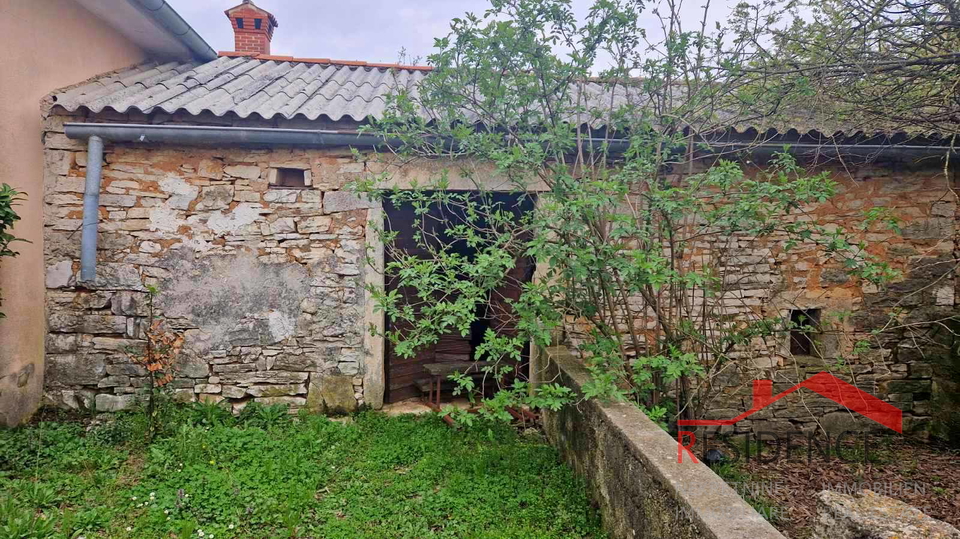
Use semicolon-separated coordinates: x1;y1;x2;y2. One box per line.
236;402;290;429
358;0;903;429
188;400;236;428
0;183;27;319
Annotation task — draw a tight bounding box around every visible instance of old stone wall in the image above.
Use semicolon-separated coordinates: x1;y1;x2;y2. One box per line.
541;346;785;539
40;106;959;431
562;160;959;436
42;109;379;414
708;163;957;435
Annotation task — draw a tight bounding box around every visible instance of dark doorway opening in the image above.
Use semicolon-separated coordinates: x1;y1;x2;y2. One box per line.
789;308;821;356
383;192;536;404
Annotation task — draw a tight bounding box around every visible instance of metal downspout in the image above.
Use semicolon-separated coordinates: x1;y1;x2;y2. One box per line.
79;136;104;284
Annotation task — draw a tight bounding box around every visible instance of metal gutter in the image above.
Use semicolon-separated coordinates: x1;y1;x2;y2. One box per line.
63;123;959;157
64;123;393;147
129;0;217;62
708;142;958;159
595;140;959;159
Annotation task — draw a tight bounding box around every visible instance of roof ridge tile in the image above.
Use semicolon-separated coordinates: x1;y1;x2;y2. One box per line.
216;51;433;71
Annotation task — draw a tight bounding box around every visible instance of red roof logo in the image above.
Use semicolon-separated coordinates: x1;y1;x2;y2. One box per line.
679;371;903;433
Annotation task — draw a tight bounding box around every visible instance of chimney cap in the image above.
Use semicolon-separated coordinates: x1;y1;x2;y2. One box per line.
225;0;278;28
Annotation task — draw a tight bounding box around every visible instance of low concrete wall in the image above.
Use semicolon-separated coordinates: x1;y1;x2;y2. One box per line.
541;347;784;539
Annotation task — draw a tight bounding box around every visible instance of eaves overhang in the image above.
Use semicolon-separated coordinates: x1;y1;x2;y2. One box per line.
75;0;216;62
61;122;960;165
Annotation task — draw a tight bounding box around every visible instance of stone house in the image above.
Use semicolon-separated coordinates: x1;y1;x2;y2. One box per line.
38;1;958;432
0;0;217;426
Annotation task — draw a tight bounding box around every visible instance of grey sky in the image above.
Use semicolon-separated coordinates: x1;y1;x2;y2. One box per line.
167;0;732;70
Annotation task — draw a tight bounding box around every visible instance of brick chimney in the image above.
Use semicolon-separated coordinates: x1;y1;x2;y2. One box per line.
225;0;278;55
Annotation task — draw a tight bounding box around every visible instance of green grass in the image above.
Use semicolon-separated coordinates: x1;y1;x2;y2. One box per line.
0;404;604;538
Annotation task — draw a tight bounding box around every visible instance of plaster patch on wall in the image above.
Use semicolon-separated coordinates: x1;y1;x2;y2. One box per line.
178;237;212;254
207;203;263;236
158;249;310;350
149;175;200;233
267;310;296;342
46;260;74;289
159;175;199;210
149;203;181;233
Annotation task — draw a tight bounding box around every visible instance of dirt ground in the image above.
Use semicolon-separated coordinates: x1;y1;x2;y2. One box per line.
729;435;960;537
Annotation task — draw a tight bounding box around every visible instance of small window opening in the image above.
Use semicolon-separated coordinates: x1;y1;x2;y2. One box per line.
275;168;307;188
790;309;821;356
254;18;262;29
235;18;244;29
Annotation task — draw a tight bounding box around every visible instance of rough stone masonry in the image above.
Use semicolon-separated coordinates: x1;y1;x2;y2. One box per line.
678;160;960;436
40;106;960;433
562;159;959;436
42;109;380;415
